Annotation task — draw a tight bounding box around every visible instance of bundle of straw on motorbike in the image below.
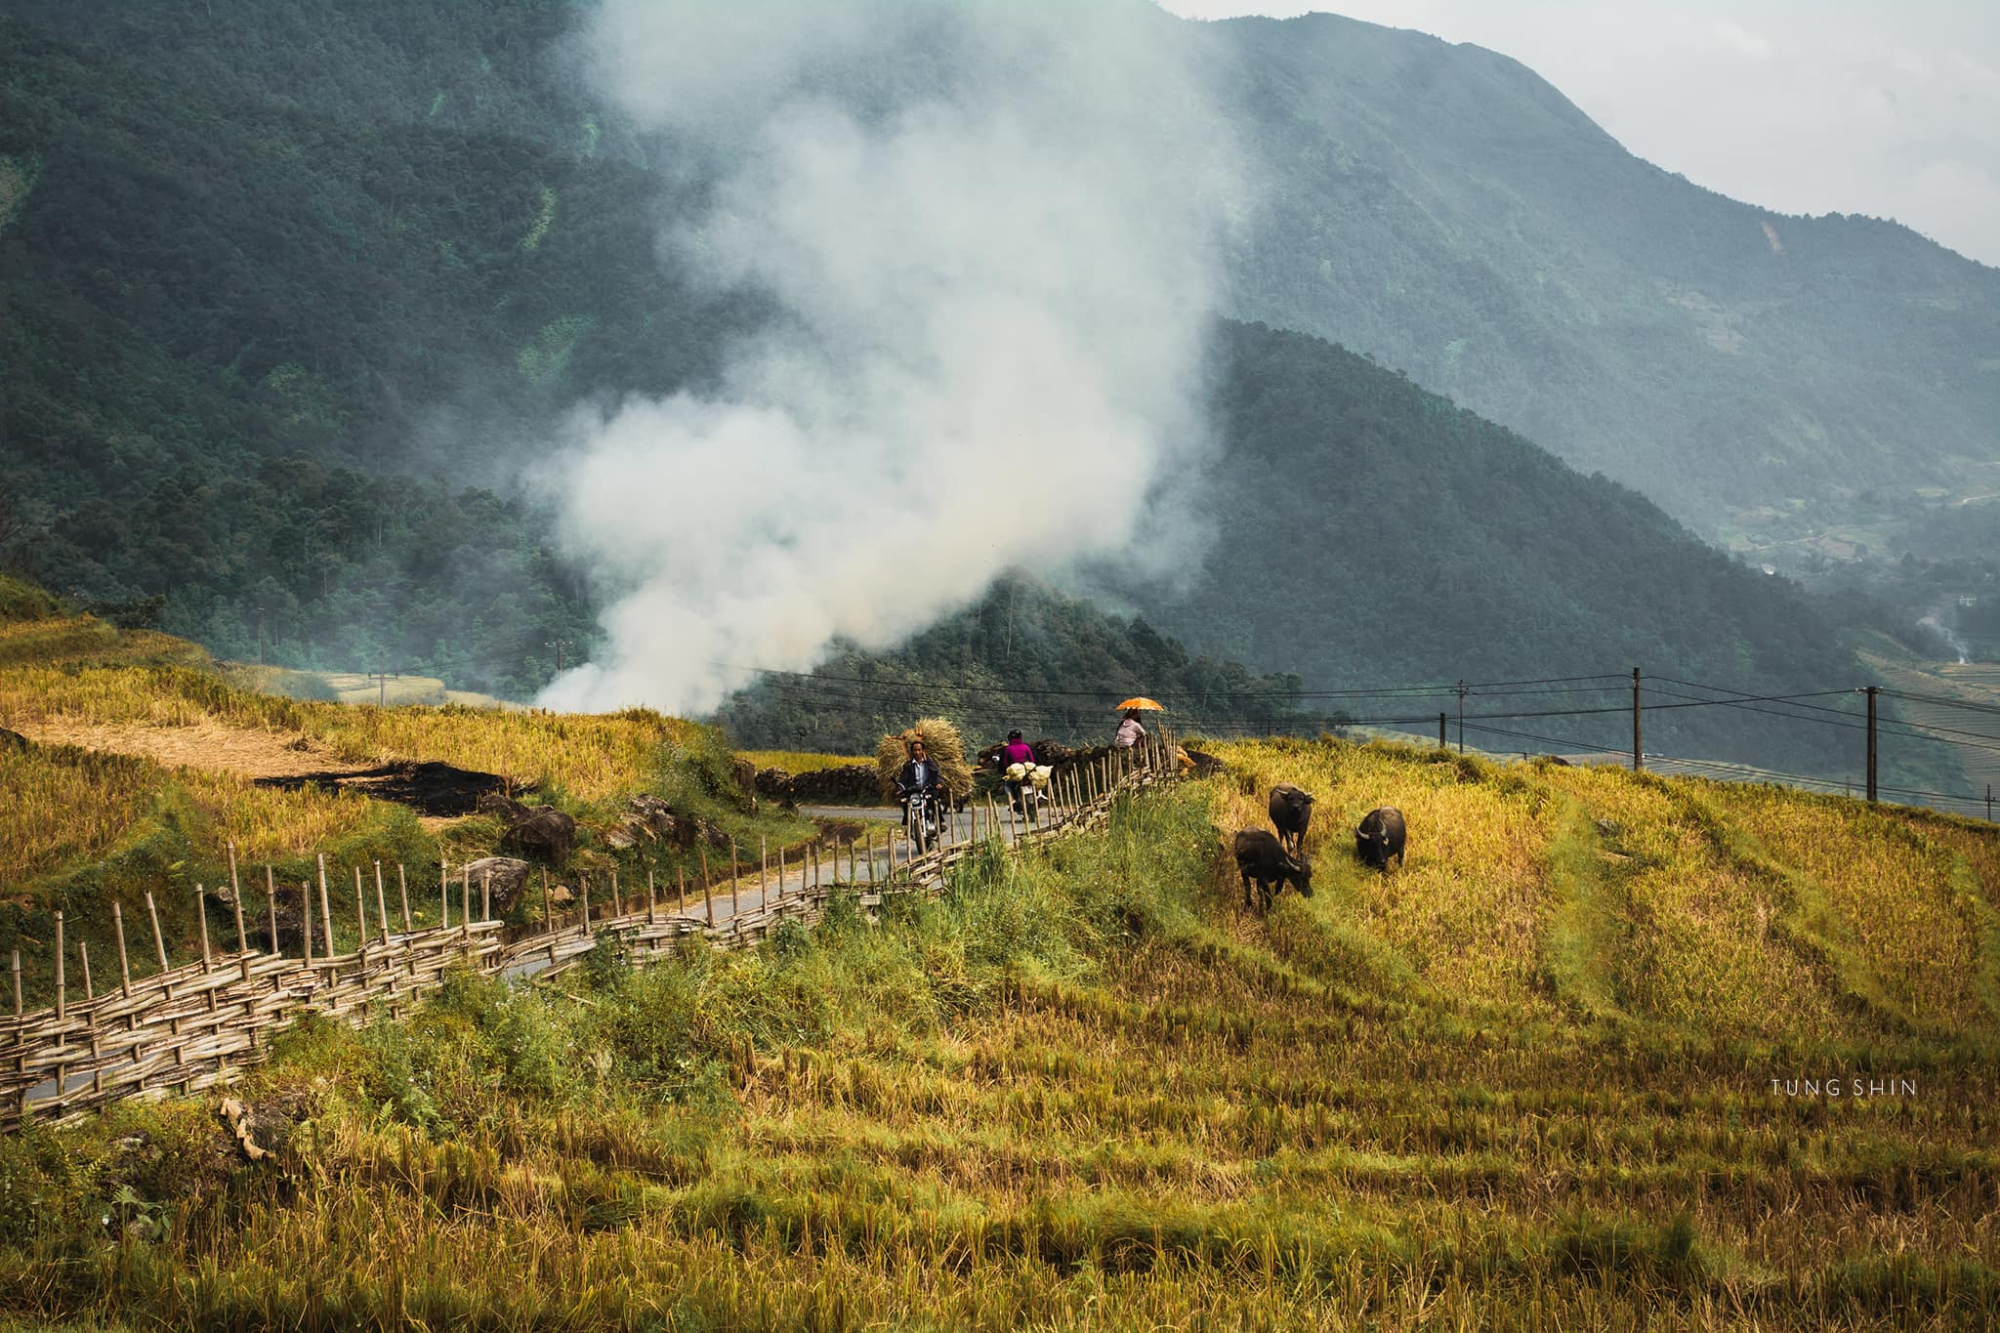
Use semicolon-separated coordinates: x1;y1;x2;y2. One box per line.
875;717;975;802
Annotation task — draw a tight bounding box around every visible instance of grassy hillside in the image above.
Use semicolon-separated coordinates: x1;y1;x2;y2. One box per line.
0;741;1991;1328
0;585;809;1006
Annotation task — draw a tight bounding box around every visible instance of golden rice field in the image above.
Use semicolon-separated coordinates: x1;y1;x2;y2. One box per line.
0;658;689;800
0;594;804;1003
738;750;874;775
0;741;1991;1330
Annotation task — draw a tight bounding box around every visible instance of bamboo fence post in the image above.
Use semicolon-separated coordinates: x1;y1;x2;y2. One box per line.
440;861;450;931
375;863;391;943
887;826;897;884
611;870;621;920
777;843;786;904
461;868;471;938
398;863;412;932
52;912;65;1105
648;870;657;924
301;882;313;965
8;951;16;1017
699;846;714;926
760;836;768;906
677;866;687;915
195;885;212;969
580;877;591;935
1007;792;1020;846
848;836;857;884
265;867;278;957
229;842;247;953
317;856;335;960
728;840;740;918
112;904;131;997
543;870;554;932
482;871;492;924
82;937;102;1092
145;891;169;975
354;866;368;956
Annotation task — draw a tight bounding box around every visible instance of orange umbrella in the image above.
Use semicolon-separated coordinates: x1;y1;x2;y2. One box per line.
1114;697;1165;712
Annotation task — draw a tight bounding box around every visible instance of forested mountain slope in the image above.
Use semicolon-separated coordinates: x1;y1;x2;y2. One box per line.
1204;13;2000;543
0;7;1912;779
16;0;1997;550
1123;321;1860;774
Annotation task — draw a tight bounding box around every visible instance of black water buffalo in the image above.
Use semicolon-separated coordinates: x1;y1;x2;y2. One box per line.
1355;807;1407;870
1268;782;1314;855
1233;829;1313;913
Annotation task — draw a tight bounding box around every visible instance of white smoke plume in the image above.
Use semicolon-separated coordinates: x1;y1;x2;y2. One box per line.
539;0;1250;714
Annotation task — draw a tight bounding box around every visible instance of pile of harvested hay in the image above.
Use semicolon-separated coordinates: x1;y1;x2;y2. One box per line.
874;717;975;801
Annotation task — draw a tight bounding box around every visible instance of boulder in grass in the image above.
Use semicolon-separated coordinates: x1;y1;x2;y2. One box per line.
0;727;28;753
461;857;531;912
479;793;577;861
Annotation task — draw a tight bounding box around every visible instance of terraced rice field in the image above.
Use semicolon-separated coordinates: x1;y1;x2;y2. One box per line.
0;741;1992;1330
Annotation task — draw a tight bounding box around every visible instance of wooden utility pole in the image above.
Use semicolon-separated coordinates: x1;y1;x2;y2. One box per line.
1632;667;1643;772
1865;686;1878;803
1456;680;1467;754
1438;712;1447;750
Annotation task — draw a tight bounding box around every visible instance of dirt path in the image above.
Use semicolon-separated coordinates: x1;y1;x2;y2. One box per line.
15;719;338;780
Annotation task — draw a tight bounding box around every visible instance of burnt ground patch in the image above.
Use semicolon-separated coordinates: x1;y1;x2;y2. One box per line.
254;760;517;817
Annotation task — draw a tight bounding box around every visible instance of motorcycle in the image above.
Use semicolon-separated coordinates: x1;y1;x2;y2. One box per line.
899;784;944;853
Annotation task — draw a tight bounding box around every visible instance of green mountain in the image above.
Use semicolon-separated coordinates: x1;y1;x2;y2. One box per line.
15;1;1996;555
1121;320;1868;772
1203;13;2000;549
713;574;1327;755
0;14;734;694
0;5;1945;782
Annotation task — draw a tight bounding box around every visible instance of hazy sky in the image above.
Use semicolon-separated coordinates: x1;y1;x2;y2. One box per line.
1159;0;2000;267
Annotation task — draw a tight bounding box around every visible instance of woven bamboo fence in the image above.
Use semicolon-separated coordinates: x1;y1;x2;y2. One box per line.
0;733;1177;1129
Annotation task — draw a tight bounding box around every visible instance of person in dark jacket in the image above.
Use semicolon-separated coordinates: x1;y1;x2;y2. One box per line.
896;739;943;800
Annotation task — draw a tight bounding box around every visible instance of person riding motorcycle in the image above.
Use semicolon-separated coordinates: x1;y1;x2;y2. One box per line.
896;739;945;849
1000;729;1035;813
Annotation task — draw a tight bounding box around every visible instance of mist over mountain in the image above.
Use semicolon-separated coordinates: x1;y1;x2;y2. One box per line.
18;0;1994;555
0;0;1979;779
1199;13;2000;548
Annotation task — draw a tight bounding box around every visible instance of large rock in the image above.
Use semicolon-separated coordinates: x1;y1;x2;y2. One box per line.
607;794;691;850
0;727;29;753
460;857;531;913
478;793;577;862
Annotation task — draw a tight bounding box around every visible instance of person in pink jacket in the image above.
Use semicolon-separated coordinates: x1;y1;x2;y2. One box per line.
1000;730;1035;812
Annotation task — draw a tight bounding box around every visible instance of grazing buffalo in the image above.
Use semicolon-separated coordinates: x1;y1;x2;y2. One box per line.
1355;807;1407;870
1267;782;1314;855
1233;829;1313;913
